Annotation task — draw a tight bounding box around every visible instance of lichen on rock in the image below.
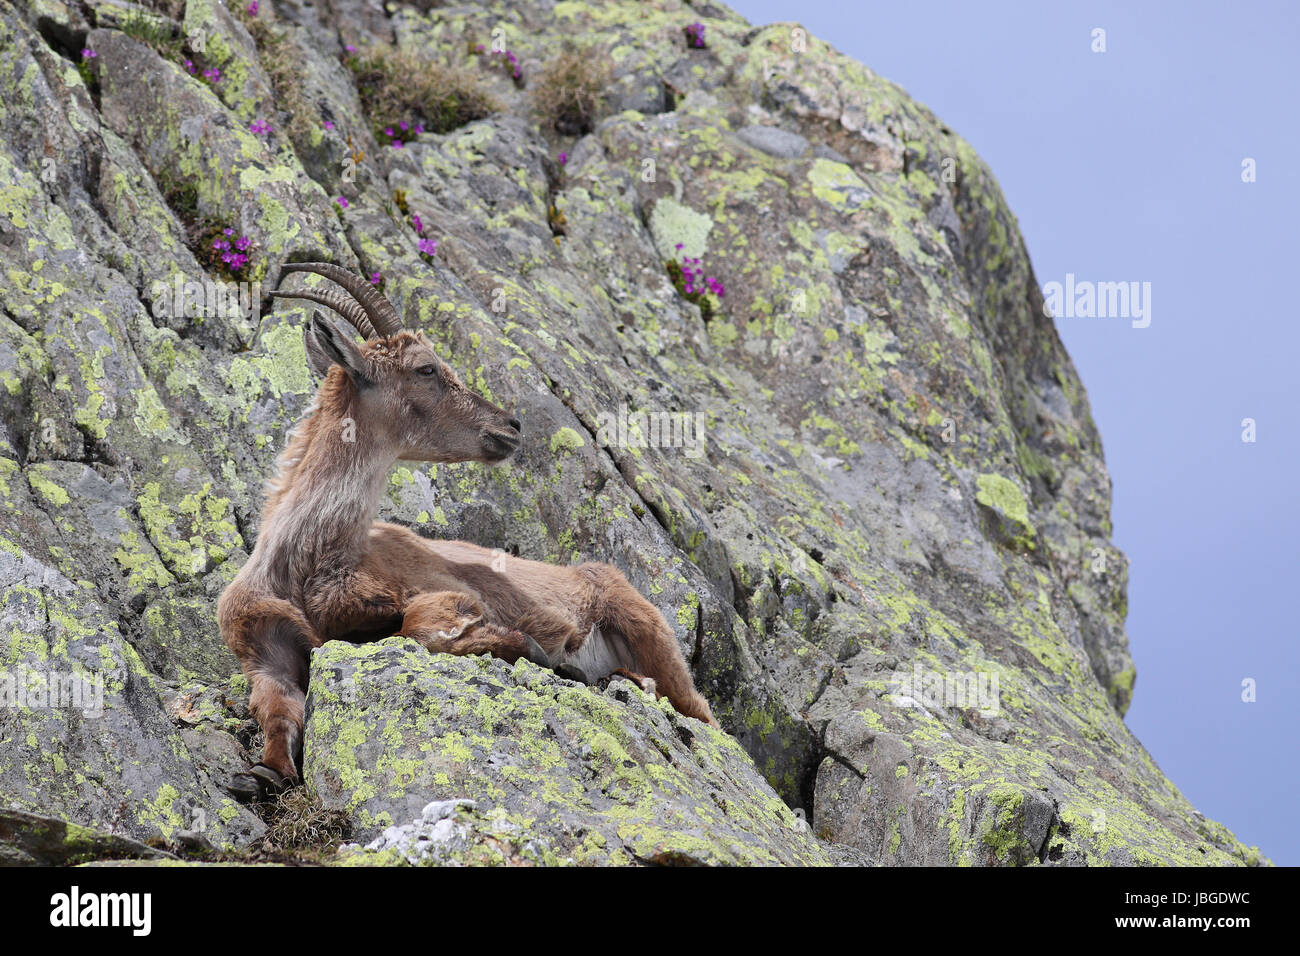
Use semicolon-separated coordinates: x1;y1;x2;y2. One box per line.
0;0;1264;866
309;639;840;866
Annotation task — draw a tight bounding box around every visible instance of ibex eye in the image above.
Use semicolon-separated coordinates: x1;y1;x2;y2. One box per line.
417;365;437;377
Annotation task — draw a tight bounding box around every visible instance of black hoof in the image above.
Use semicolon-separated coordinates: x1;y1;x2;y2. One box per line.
522;637;552;669
228;763;291;804
554;662;590;684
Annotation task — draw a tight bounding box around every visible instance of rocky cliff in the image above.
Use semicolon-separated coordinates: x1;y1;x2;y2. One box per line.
0;0;1264;865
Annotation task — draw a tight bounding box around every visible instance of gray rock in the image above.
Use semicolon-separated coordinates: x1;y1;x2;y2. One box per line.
736;123;811;158
306;639;840;865
0;807;176;865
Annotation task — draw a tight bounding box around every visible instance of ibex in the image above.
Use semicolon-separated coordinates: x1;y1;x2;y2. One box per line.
218;263;717;801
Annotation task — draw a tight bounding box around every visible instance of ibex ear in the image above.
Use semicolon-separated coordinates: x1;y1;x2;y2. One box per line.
305;311;370;385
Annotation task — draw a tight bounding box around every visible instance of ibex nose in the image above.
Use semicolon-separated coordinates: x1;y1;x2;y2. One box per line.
507;413;522;433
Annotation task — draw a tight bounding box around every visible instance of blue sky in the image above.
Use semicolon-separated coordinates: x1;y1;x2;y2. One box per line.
730;0;1299;864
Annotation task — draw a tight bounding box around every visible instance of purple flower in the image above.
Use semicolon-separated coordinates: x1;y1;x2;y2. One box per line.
414;123;425;135
345;44;357;54
399;120;409;131
336;196;349;208
384;127;394;137
246;1;259;16
81;48;97;60
184;59;196;74
411;214;424;234
370;272;382;285
249;120;272;135
558;152;568;166
323;120;335;131
391;140;403;149
418;237;438;256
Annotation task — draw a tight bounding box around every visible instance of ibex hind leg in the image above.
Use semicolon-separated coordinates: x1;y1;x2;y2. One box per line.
226;604;316;802
400;591;552;668
582;563;719;727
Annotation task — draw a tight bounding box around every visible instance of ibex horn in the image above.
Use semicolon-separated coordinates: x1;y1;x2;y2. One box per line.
270;262;404;338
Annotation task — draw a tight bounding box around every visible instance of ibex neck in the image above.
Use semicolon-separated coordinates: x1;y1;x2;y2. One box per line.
253;396;396;598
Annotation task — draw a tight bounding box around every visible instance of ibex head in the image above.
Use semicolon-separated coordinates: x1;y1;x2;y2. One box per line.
272;262;522;465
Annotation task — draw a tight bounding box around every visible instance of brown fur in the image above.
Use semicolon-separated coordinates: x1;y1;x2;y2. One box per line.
219;322;716;785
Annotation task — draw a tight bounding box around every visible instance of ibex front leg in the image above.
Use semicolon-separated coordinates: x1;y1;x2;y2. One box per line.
399;592;553;668
221;595;319;802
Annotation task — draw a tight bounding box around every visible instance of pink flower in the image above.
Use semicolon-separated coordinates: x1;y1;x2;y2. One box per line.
336;196;349;208
370;272;382;285
323;120;335;131
81;48;97;59
418;237;438;256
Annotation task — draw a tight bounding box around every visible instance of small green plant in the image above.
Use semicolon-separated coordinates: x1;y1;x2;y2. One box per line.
155;170;257;281
76;47;99;94
203;226;256;280
120;11;184;58
346;45;498;143
468;42;525;87
666;244;725;322
532;43;612;135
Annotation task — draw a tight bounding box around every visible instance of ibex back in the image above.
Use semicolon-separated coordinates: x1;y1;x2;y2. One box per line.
218;263;717;801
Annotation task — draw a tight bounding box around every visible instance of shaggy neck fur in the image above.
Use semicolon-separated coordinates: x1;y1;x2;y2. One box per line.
250;370;396;599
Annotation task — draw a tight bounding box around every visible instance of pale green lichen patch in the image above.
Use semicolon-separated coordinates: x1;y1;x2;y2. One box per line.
304;639;834;866
648;197;714;260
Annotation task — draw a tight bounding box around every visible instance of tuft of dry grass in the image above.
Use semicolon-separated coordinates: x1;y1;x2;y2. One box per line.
532;44;613;135
347;46;499;141
260;788;352;852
